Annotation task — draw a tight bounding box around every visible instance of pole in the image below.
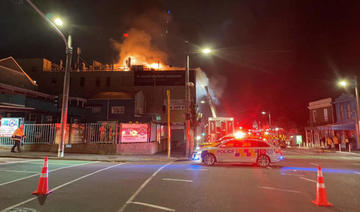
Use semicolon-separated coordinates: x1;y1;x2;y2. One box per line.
268;113;271;129
354;77;360;150
167;90;171;158
24;0;72;158
58;38;72;157
185;54;191;157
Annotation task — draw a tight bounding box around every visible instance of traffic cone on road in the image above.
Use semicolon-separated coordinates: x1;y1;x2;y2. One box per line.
32;156;52;195
312;166;332;207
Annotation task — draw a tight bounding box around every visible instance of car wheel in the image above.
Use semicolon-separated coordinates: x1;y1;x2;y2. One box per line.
203;154;216;166
257;155;270;168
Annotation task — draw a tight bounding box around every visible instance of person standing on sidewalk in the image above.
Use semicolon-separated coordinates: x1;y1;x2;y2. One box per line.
327;135;333;149
333;133;339;150
11;125;25;153
344;133;350;151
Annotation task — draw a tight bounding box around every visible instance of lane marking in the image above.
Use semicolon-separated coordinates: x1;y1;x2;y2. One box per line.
162;178;193;183
0;159;42;165
259;186;301;194
118;162;173;212
0;161;96;187
1;163;125;212
131;201;175;212
299;177;317;183
0;169;38;174
186;168;208;171
281;173;304;177
310;163;319;166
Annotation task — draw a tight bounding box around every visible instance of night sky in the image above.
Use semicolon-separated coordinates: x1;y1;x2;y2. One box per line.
1;0;360;128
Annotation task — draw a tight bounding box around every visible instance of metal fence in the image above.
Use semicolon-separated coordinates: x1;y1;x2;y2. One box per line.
0;124;56;146
84;123;118;144
0;122;159;146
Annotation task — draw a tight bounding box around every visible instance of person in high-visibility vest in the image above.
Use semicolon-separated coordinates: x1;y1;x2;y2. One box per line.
11;125;25;153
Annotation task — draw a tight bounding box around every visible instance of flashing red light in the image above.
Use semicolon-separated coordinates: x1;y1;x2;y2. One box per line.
123;33;128;37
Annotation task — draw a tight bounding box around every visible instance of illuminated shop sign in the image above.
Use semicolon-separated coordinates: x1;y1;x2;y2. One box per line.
121;123;148;143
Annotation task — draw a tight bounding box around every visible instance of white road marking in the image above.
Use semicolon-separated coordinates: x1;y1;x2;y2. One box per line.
0;159;42;165
299;177;317;183
131;201;175;212
118;162;173;212
259;186;301;194
310;163;319;166
162;178;193;183
1;163;125;212
0;162;96;187
186;168;208;171
281;173;304;177
0;169;38;174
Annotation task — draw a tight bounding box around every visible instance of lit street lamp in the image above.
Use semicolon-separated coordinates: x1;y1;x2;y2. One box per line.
338;77;360;150
25;0;73;158
185;42;213;157
261;111;271;128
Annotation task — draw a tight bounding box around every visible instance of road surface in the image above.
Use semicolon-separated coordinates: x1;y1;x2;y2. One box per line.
0;149;359;212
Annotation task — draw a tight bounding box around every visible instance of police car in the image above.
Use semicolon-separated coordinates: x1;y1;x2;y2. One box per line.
193;138;284;167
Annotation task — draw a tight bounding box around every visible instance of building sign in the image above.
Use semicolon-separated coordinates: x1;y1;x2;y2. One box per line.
134;70;186;86
0;118;21;137
164;99;185;111
121;123;148;143
111;106;125;114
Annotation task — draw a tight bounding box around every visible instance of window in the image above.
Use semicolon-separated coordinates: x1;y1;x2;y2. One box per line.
80;77;85;87
86;107;101;113
51;78;56;85
312;110;316;123
111;106;125;114
347;104;351;119
340;105;344;120
96;77;100;87
106;77;111;86
324;108;328;122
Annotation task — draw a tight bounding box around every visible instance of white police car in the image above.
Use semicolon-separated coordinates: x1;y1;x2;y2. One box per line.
193;138;284;167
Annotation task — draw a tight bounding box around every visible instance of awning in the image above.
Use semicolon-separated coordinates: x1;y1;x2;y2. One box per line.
315;122;355;131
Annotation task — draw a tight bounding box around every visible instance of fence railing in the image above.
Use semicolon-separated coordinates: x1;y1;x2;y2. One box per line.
0;122;163;146
0;124;56;146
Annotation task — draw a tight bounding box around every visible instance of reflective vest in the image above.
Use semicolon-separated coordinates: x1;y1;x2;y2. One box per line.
333;137;339;145
12;128;24;141
327;137;332;145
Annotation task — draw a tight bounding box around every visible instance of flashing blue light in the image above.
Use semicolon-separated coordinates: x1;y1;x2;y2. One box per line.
280;156;284;160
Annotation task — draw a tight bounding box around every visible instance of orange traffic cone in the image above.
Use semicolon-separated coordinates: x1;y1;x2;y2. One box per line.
32;156;52;195
312;166;332;207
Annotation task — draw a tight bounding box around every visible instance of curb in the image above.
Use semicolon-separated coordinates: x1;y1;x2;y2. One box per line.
0;154;183;163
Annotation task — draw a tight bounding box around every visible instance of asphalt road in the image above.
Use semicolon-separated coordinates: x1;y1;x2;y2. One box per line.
0;149;359;212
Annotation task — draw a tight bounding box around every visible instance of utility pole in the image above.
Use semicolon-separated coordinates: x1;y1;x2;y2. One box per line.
167;90;171;158
25;0;72;158
185;54;191;158
354;77;360;150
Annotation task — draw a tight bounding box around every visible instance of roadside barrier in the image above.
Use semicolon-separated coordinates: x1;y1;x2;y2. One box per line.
312;166;332;207
32;156;52;195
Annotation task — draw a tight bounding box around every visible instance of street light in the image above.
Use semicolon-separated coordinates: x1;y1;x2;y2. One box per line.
25;0;73;158
338;77;360;150
185;42;213;157
261;111;271;128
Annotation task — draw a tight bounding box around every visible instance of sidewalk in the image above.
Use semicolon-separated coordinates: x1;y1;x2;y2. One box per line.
288;146;360;155
0;150;188;163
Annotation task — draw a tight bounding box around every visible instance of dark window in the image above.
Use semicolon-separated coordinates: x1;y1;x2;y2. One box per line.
51;78;56;85
106;77;111;86
96;77;100;87
80;77;85;87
